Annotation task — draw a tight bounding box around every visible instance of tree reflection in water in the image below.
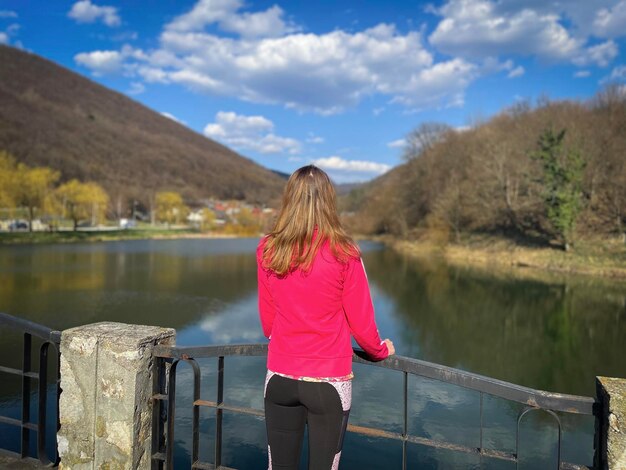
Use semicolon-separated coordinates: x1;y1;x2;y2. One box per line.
0;239;623;468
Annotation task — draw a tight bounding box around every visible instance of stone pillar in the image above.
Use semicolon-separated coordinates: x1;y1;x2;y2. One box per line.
57;322;175;470
597;376;626;470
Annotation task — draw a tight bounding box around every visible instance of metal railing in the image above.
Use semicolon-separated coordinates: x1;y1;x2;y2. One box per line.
150;343;599;470
0;312;62;467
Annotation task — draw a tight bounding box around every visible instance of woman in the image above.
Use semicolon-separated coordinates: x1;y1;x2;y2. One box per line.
257;165;394;470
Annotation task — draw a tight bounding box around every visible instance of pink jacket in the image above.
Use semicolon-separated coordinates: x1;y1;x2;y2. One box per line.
257;237;389;378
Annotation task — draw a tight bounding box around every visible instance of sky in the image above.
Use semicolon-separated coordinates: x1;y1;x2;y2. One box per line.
1;0;625;183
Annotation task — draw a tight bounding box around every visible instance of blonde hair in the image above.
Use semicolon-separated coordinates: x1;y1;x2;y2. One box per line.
262;165;359;276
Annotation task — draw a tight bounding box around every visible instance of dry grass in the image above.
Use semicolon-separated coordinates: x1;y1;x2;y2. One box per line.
384;234;626;280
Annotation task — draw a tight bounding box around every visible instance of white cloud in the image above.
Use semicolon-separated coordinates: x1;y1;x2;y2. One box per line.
430;0;580;60
203;111;301;155
508;65;525;78
127;81;145;95
75;0;626;114
593;1;626;38
154;23;448;112
0;20;20;46
0;10;17;18
74;50;123;75
572;40;618;67
68;1;120;27
306;133;324;144
110;31;138;42
574;70;591;78
313;156;391;174
137;66;169;83
429;0;620;67
74;45;146;76
387;139;406;149
75;7;479;114
604;65;626;82
166;0;297;39
161;112;186;125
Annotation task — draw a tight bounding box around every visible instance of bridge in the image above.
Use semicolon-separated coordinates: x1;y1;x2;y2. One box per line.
0;311;623;469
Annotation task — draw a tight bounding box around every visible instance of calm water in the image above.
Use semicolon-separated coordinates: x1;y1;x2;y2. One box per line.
0;238;625;469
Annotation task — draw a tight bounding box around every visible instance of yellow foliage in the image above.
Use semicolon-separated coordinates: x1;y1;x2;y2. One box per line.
155;191;189;226
57;180;109;229
0;151;17;208
200;208;216;232
223;208;262;236
16;164;60;210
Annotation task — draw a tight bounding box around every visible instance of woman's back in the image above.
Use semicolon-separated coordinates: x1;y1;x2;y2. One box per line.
258;236;388;378
258;165;393;470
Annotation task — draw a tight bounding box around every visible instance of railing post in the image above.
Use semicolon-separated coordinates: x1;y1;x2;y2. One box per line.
596;376;626;470
21;332;32;459
215;356;225;468
57;322;175;469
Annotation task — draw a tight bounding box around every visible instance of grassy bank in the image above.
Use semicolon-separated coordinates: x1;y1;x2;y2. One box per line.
0;228;241;245
384;234;626;280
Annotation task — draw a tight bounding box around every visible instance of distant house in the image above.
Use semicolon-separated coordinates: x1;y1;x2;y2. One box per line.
119;218;136;229
187;210;204;224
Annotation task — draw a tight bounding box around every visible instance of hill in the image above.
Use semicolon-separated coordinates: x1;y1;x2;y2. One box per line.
0;45;286;207
345;88;626;246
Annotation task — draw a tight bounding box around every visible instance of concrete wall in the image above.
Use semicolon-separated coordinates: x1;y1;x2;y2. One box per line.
57;322;175;470
598;377;626;470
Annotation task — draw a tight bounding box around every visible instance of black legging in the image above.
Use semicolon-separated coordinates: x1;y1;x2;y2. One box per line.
265;374;350;470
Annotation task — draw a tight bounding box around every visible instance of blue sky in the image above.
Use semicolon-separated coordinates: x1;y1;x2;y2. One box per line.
1;0;625;182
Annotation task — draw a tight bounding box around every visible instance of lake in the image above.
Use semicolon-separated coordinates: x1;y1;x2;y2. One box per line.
1;238;625;469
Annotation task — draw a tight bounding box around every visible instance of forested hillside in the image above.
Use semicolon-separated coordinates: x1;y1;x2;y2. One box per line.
346;87;626;249
0;45;285;208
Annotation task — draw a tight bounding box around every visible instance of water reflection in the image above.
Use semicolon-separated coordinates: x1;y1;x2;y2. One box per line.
1;239;624;468
363;248;626;396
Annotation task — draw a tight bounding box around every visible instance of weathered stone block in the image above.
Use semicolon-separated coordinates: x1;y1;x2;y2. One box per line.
598;376;626;470
58;322;175;469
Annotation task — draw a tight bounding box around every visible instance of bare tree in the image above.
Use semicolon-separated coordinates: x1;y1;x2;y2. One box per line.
403;122;453;161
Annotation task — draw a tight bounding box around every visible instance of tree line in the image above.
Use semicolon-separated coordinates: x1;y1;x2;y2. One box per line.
0;150;109;231
345;85;626;250
0;151;198;231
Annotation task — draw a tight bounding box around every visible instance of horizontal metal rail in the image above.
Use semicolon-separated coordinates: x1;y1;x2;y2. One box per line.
153;343;596;415
151;343;598;470
0;312;61;344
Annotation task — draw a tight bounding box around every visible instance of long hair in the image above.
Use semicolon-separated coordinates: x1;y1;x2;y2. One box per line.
262;165;359;276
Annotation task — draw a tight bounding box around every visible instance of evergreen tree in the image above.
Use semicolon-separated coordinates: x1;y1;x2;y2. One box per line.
532;128;586;250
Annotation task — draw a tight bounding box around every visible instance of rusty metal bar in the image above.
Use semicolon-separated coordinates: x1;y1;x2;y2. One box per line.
214;356;224;469
151;356;166;470
155;344;595;415
189;359;201;468
402;371;407;470
0;312;61;343
352;351;595;415
516;407;563;470
154;344;268;360
165;360;180;469
479;392;484;466
184;399;590;469
37;341;60;466
21;332;31;459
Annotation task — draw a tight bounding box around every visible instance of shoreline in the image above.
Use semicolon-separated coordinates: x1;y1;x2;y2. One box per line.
0;229;251;246
4;230;626;282
376;235;626;282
